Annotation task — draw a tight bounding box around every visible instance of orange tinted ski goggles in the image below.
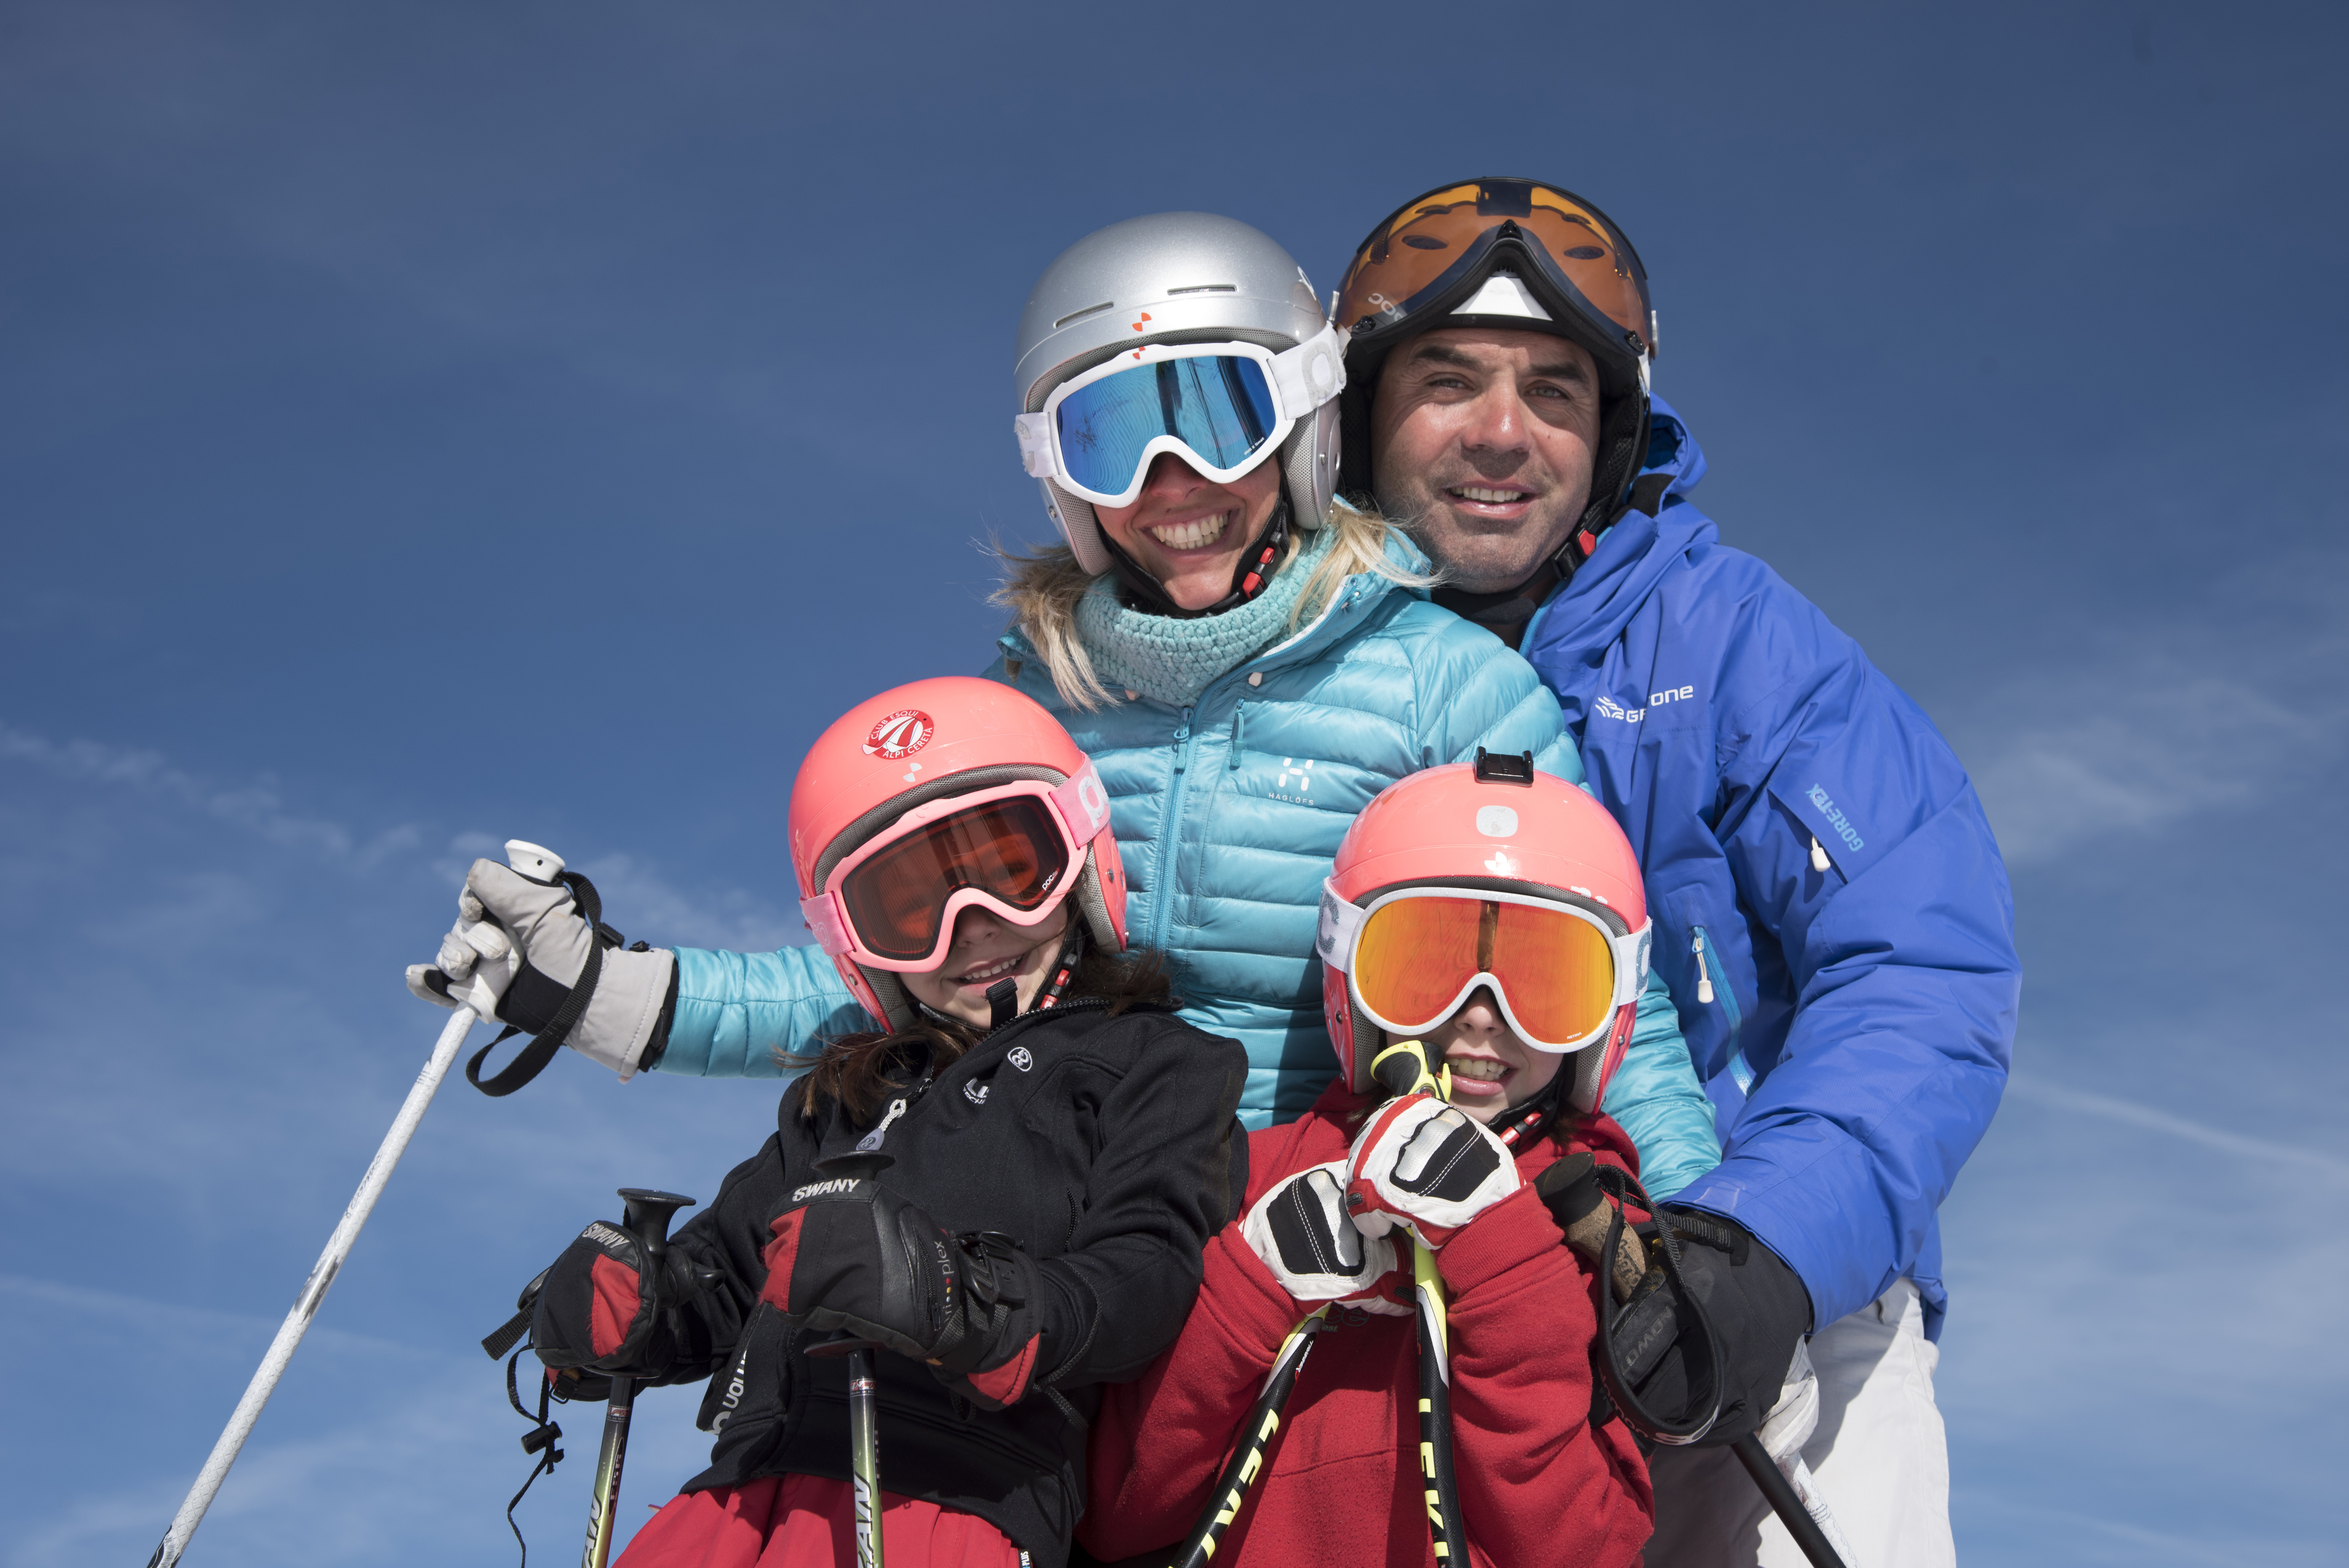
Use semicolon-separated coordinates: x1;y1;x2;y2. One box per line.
1333;178;1652;353
1317;884;1652;1053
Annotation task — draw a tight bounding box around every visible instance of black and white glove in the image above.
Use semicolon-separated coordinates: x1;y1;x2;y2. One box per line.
1241;1162;1410;1317
760;1167;1048;1411
405;845;674;1082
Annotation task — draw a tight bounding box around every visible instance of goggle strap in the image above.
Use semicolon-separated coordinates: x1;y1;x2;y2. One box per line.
801;888;852;957
1265;322;1348;420
1045;762;1111;845
1013;412;1053;479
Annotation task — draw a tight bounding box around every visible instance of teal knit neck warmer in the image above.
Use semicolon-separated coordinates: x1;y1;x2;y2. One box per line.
1075;524;1337;708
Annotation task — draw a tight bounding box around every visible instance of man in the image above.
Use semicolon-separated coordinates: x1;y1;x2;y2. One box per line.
1330;178;2019;1567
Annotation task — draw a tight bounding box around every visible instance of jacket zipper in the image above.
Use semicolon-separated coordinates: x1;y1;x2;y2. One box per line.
854;1096;910;1153
1691;925;1754;1094
1147;705;1198;947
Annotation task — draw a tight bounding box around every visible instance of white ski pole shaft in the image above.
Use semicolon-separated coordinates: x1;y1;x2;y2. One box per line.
144;1003;479;1568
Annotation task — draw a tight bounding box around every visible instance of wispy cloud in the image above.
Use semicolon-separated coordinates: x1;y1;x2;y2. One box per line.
0;721;420;868
1950;556;2349;867
2003;1076;2349;1181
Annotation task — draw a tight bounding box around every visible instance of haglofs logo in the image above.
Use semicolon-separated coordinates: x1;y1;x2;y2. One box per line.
1008;1046;1033;1072
864;709;934;761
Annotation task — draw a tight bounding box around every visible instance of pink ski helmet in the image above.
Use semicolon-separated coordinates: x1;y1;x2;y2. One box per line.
791;677;1126;1030
1315;752;1652;1110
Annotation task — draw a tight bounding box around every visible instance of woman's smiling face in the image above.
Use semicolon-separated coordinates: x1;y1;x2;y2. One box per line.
1417;985;1565;1124
1094;451;1283;611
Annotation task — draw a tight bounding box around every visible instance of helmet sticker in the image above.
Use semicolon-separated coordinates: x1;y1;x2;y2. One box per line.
1474;805;1520;838
863;709;934;761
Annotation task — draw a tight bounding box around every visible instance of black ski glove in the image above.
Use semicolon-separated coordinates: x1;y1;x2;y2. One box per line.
530;1217;707;1382
760;1170;1045;1411
1643;1206;1813;1448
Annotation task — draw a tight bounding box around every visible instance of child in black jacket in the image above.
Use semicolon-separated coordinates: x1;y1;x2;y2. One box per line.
524;679;1248;1568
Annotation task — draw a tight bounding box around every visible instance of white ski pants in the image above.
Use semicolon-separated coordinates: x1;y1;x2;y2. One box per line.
1643;1278;1953;1568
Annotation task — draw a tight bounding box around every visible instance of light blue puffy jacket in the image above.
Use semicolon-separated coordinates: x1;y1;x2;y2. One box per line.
655;537;1723;1197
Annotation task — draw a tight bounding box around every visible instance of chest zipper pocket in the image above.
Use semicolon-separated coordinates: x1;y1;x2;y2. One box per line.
1691;927;1754;1094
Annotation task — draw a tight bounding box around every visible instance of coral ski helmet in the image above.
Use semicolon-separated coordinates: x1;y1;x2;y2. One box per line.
791;677;1127;1031
1012;212;1347;615
1316;751;1652;1113
1333;178;1657;564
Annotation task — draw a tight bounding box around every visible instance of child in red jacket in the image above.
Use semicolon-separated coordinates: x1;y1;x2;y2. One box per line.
1082;756;1661;1568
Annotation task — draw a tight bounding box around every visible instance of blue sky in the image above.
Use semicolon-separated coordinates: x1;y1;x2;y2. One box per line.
3;2;2343;1563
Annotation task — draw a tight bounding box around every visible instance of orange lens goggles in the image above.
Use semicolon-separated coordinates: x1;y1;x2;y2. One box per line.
1351;894;1622;1049
1334;178;1650;349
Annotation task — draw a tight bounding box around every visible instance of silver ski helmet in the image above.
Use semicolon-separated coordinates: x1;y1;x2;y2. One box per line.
1012;213;1346;610
1333;178;1656;563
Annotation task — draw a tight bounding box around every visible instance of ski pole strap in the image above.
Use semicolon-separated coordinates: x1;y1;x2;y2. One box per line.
499;1347;567;1567
1594;1165;1724;1446
467;871;623;1098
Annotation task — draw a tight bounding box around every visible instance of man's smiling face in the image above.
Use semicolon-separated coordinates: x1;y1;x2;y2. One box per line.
1368;327;1604;593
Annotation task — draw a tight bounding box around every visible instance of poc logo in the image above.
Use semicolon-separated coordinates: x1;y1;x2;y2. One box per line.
1008;1046;1033;1072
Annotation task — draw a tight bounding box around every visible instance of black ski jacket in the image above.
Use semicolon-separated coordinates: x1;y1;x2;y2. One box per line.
604;1000;1246;1566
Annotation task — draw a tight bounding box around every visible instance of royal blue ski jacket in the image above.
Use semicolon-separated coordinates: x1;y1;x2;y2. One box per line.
1518;396;2020;1336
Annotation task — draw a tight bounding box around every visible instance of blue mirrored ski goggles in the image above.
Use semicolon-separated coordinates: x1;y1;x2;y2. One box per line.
1014;327;1347;509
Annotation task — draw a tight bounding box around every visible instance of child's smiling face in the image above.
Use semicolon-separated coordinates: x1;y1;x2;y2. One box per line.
1418;985;1566;1124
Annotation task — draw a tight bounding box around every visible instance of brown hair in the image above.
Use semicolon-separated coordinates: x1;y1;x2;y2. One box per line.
783;946;1176;1126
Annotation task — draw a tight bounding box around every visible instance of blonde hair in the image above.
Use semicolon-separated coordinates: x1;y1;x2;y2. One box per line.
993;500;1433;711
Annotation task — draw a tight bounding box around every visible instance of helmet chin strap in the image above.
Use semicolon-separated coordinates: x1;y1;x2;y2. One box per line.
1103;493;1292;618
918;923;1090;1035
1487;1065;1571;1150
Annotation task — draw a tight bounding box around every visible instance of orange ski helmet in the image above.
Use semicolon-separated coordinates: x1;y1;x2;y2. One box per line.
1316;750;1652;1110
791;677;1126;1030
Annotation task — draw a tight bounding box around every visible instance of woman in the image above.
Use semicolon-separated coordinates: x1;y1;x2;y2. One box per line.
409;211;1720;1194
522;677;1248;1568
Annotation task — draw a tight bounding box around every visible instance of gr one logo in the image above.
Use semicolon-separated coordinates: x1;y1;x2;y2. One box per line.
863;709;934;761
1593;685;1695;724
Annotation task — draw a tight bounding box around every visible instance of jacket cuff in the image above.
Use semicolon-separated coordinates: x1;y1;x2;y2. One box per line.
1202;1224;1318;1359
1435;1184;1564;1299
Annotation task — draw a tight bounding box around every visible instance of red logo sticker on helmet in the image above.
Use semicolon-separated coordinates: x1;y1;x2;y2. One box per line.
863;709;934;761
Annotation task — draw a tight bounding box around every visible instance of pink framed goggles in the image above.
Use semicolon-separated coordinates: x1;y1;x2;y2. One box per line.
801;766;1110;973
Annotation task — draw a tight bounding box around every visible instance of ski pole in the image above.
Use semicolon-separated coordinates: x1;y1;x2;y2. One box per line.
1732;1434;1851;1568
1368;1041;1470;1566
583;1188;697;1568
800;1152;898;1568
1168;1306;1330;1568
144;1001;488;1568
805;1337;888;1568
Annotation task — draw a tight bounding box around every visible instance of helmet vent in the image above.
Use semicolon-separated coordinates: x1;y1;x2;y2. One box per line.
1053;300;1115;329
1166;283;1237;295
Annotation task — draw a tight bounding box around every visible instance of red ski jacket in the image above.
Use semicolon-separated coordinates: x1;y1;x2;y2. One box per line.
1079;1081;1653;1568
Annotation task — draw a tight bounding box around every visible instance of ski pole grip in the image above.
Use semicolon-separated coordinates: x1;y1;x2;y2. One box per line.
618;1188;697;1270
505;840;565;882
1371;1039;1442;1100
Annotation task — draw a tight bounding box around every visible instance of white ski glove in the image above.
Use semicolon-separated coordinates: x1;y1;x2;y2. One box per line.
1344;1094;1522;1250
1241;1163;1410;1316
406;850;672;1081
